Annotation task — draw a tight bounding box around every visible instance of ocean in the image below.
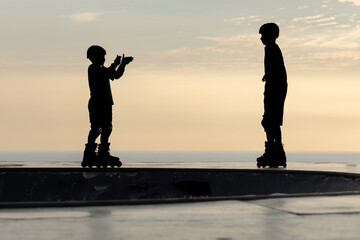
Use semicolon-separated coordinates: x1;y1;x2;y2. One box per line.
1;151;360;164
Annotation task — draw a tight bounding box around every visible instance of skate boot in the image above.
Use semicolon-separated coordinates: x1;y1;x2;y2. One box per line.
98;143;122;168
256;141;276;168
81;143;98;168
274;142;287;168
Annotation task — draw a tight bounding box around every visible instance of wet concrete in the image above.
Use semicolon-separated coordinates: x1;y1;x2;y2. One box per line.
1;197;360;240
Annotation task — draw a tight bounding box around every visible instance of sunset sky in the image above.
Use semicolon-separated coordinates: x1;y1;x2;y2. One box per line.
1;0;360;151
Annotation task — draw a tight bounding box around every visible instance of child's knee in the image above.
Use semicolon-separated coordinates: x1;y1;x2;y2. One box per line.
262;117;280;133
102;126;113;135
261;117;271;130
90;127;102;135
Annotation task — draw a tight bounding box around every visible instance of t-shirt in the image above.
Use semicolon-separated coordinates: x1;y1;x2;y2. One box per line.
88;64;114;106
264;43;287;96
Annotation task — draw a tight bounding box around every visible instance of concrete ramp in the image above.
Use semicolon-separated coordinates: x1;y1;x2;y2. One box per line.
2;166;360;207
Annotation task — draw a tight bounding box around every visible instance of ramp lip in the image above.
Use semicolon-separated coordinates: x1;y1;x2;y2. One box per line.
1;191;360;209
2;167;360;178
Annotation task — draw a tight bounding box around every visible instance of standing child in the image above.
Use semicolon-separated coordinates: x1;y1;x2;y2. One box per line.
82;45;133;168
257;23;287;168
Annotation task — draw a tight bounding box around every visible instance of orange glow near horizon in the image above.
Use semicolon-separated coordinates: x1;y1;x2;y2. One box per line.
1;1;360;151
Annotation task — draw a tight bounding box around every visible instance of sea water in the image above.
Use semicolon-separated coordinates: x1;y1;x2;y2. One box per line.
0;151;360;164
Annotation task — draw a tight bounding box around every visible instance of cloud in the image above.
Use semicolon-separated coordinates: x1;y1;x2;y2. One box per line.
223;17;247;22
317;22;337;27
301;27;360;49
291;14;339;28
298;5;309;10
280;25;360;70
312;17;336;23
338;0;360;6
199;34;258;47
223;16;262;25
292;14;325;23
152;24;360;72
64;12;102;22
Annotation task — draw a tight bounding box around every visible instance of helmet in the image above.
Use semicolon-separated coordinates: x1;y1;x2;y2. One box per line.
259;23;279;38
87;45;106;59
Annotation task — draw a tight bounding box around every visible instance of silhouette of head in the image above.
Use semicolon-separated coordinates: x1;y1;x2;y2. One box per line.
259;23;279;45
87;45;106;65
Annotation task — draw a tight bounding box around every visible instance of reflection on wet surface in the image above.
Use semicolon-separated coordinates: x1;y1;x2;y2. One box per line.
0;211;90;219
252;195;360;215
1;199;360;240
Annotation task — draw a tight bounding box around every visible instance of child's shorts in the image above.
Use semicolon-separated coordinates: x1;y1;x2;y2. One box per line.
88;103;112;129
262;93;286;127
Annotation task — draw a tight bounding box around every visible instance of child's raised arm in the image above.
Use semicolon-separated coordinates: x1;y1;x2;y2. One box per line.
113;54;134;80
109;55;121;71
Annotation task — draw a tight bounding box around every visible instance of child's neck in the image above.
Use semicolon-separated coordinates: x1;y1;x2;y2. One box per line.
91;63;103;67
266;41;276;46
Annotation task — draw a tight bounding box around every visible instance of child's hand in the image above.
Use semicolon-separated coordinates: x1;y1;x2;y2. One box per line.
114;55;121;65
122;54;134;65
124;56;134;65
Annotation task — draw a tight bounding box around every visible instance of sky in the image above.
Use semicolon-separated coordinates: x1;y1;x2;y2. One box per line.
0;0;360;152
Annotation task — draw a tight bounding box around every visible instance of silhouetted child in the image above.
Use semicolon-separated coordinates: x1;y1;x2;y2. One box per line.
257;23;287;168
82;45;133;168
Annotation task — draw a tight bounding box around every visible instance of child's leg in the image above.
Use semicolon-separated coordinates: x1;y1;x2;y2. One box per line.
265;129;275;143
273;126;282;144
97;106;121;166
274;126;286;165
82;126;101;168
99;105;113;144
98;125;121;167
87;103;102;144
258;117;277;167
262;117;275;143
87;127;101;144
100;126;112;144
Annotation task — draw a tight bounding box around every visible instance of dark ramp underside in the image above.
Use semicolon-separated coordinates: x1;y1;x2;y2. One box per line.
1;167;360;207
